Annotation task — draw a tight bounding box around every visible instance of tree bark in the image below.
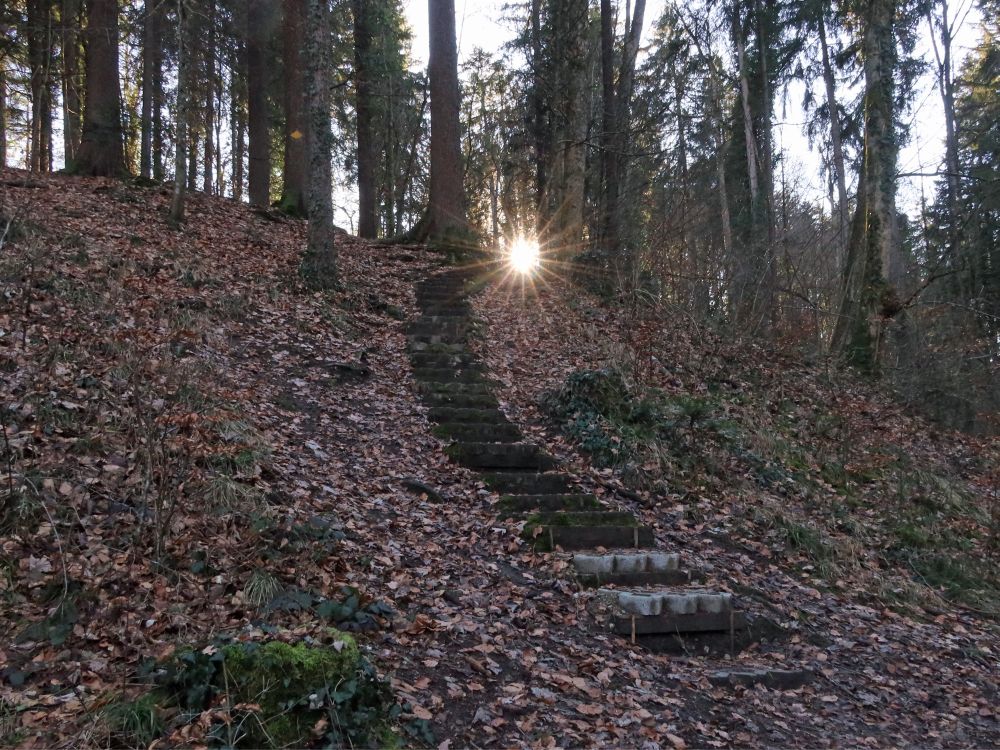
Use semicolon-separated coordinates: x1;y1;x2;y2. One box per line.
555;0;588;251
28;0;55;172
62;0;83;165
301;0;337;286
603;0;646;268
832;0;901;372
170;0;191;223
818;13;849;257
203;0;216;194
282;0;308;214
354;0;377;237
426;0;468;239
74;0;127;176
140;0;156;179
247;0;274;206
0;68;6;168
599;0;615;250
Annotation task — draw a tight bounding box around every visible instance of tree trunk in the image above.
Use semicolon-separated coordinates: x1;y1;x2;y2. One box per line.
927;0;962;251
301;0;337;286
530;0;546;219
354;0;377;237
140;0;156;179
62;0;83;166
599;0;615;251
151;0;165;180
832;0;901;373
170;0;190;223
0;68;6;168
230;34;247;201
74;0;127;176
247;0;274;206
555;0;588;251
28;0;55;172
203;0;215;194
426;0;468;239
818;13;849;258
604;0;646;269
282;0;308;214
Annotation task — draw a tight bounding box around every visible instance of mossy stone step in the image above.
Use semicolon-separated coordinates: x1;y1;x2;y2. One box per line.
597;589;741;637
411;367;488;384
497;493;601;515
522;511;654;552
432;422;522;443
482;471;574;495
407;321;471;336
416;381;493;394
574;552;693;587
426;407;511;424
422;392;499;409
410;352;479;369
414;314;471;325
418;310;470;320
407;341;467;354
407;333;469;345
445;441;554;470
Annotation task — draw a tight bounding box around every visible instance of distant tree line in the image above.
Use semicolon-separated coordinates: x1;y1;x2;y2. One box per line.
2;0;998;429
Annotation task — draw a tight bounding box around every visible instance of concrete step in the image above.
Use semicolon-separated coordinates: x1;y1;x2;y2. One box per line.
416;381;493;395
426;407;511;424
496;493;601;515
482;471;575;495
709;669;812;690
573;552;694;587
411;367;488;384
432;422;522;443
418;304;470;315
422;392;499;409
597;588;744;637
523;511;653;551
446;442;554;470
407;333;469;345
413;314;471;325
409;352;479;369
407;321;471;337
407;341;467;355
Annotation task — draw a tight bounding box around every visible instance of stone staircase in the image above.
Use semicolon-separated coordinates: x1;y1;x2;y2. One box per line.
408;269;749;652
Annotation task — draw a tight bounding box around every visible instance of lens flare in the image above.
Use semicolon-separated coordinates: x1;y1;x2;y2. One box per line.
508;236;540;274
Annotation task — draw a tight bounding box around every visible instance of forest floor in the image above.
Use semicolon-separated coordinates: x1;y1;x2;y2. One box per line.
0;169;997;748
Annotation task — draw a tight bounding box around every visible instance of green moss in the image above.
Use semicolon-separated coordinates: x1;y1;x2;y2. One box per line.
220;637;360;747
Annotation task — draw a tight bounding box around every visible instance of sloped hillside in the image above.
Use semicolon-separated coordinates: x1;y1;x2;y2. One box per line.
1;171;997;748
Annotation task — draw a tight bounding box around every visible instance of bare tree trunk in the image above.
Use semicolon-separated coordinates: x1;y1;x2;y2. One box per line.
832;0;901;372
170;0;190;223
530;0;545;219
203;0;215;194
599;0;615;251
818;13;849;256
0;68;6;168
554;0;588;250
426;0;468;239
140;0;156;179
281;0;307;214
353;0;376;236
926;0;961;248
230;36;246;200
151;0;165;180
301;0;337;286
247;0;274;206
28;0;55;172
62;0;83;165
604;0;646;268
74;0;127;176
